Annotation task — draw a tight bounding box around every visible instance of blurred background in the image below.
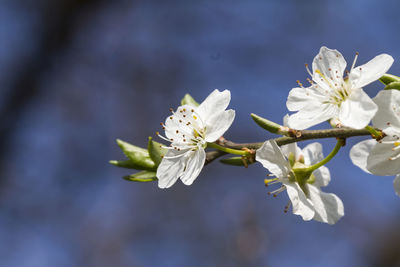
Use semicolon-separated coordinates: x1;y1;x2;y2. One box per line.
1;0;400;266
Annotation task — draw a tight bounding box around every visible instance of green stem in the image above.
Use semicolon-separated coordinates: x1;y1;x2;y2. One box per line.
305;139;344;172
207;142;249;156
365;125;383;139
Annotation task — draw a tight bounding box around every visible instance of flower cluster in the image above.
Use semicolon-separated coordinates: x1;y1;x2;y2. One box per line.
111;46;399;225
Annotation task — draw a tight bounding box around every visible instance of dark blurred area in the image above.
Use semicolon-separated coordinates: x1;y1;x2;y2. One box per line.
1;1;400;266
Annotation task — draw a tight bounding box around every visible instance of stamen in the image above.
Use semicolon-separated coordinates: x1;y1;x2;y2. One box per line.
268;186;286;197
296;80;304;88
284;201;291;213
264;178;279;187
351;52;359;71
305;63;313;77
389;153;400;160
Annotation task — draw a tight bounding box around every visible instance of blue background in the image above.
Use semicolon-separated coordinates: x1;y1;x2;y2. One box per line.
1;0;400;266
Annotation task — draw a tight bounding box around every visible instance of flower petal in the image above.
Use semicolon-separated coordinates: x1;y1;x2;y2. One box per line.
349;139;376;174
302;142;324;165
286;86;327;112
204;109;235;142
280;142;301;161
338;89;377;129
180;148;206;186
312;166;331;188
196;89;231;120
256;140;290;178
393;175;400;197
312;46;347;86
367;139;400;176
308;185;344;225
350;54;394;89
156;149;188;188
287;103;338;130
284;182;314;221
372;90;400;130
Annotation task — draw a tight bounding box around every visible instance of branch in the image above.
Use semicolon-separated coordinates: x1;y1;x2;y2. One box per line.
205;127;374;164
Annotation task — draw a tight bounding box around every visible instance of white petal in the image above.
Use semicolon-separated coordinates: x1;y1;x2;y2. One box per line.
164;105;198;141
372;90;400;130
393;175;400;197
312;46;347;85
286;86;327;112
284;182;314;221
338;89;377;129
312;166;331;188
256;140;290;178
156;149;187;188
280;143;301;160
349;139;376;174
366;139;400;176
180;148;206;186
308;185;344;225
350;54;394;89
196;89;231;120
204;110;235;142
302;142;324;165
287;104;338;130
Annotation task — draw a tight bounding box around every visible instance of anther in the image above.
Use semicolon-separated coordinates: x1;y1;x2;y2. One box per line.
183;115;186;118
284;201;291;213
170;116;173;120
169;108;174;112
296;80;304;88
191;109;194;112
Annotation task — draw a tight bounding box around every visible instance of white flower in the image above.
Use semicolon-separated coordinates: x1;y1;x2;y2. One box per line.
256;140;344;224
350;90;400;196
156;89;235;188
287;46;393;130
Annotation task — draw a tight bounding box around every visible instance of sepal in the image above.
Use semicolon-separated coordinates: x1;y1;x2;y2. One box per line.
380;74;400;86
123;171;157;182
384;81;400;91
181;93;199;106
147;136;167;166
116;139;156;171
109;160;138;169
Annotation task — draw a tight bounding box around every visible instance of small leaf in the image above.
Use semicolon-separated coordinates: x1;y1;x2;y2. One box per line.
251;113;289;135
384;81;400;91
109;160;140;169
148;137;167;166
380;74;400;85
123;171;157;182
220;157;246;166
116;139;156;171
181;94;199;107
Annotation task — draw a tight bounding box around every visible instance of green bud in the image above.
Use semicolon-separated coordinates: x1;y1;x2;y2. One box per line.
384;81;400;91
123;171;157;182
251;113;289;135
380;74;400;85
220;157;246;166
147;136;167;166
181;94;199;107
116;139;156;171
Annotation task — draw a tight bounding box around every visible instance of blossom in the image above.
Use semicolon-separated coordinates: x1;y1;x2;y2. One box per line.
287;46;393;130
256;140;344;224
350;90;400;196
156;89;235;188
